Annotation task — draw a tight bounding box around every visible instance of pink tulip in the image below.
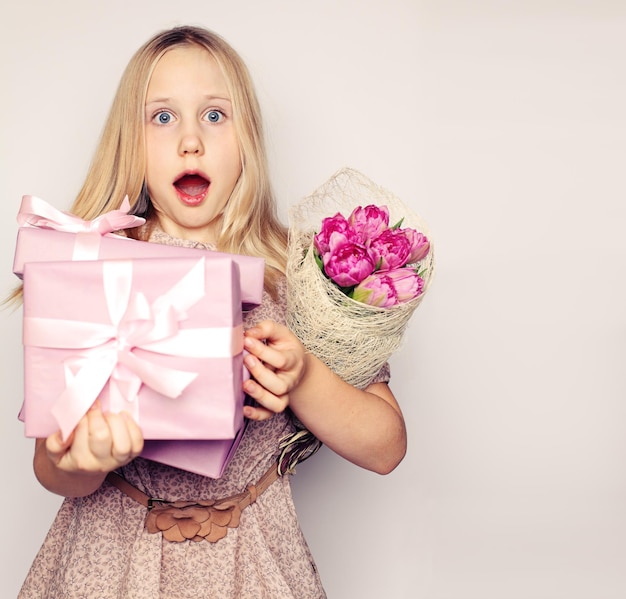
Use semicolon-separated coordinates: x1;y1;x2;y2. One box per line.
314;213;356;255
352;268;424;307
387;267;425;301
348;205;389;243
323;242;376;287
370;228;415;270
405;230;430;263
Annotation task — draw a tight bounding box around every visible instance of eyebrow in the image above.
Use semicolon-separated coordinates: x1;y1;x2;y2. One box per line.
145;95;232;106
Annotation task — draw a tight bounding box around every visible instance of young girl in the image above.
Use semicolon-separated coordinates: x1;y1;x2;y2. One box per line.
19;25;406;598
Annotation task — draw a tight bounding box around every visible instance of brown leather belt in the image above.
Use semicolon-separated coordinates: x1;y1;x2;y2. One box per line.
106;462;280;543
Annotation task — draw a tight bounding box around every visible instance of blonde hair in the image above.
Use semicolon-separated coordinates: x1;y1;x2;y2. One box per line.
71;26;286;295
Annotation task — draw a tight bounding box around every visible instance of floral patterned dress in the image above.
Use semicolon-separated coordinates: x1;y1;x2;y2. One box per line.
18;230;328;599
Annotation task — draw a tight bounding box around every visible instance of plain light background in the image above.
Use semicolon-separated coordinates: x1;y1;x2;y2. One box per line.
2;1;625;598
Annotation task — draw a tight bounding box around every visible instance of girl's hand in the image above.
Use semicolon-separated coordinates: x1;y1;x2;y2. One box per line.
242;320;307;421
45;402;144;474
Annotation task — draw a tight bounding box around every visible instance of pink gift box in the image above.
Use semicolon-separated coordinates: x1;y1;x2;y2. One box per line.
139;362;254;478
13;195;264;309
13;227;265;309
21;257;246;441
141;421;249;478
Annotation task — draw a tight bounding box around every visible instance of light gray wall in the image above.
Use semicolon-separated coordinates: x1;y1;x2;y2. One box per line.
2;2;625;598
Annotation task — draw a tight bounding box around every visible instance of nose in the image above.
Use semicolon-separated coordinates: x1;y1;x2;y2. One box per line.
178;126;204;156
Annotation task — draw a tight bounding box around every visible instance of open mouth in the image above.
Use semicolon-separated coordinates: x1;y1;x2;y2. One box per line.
173;173;210;205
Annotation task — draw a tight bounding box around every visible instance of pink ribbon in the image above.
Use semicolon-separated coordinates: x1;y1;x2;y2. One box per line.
23;258;243;440
17;195;146;260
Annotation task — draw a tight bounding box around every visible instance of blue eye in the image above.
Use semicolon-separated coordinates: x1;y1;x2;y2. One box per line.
206;110;224;123
155;111;173;124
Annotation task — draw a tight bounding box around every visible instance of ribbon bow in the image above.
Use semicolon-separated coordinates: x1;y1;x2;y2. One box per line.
17;196;146;262
17;195;145;233
24;259;242;440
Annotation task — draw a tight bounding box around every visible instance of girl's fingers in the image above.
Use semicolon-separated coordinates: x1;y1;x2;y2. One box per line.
243;376;288;414
243;404;275;421
45;429;73;461
123;412;145;457
243;335;290;372
45;407;144;473
86;407;115;460
104;411;144;462
66;411;92;456
244;352;291;398
242;320;308;416
103;412;134;462
47;413;91;471
244;321;298;357
244;321;278;341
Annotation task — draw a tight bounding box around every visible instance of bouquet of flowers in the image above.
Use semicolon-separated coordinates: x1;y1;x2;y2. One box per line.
286;168;435;390
313;204;430;308
279;168;434;473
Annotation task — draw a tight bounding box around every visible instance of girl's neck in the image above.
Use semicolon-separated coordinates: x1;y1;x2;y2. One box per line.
151;216;218;246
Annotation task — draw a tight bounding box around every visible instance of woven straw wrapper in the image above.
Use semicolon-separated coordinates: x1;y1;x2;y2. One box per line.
286;168;435;390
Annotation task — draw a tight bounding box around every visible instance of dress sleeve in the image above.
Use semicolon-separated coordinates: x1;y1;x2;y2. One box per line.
368;362;390;385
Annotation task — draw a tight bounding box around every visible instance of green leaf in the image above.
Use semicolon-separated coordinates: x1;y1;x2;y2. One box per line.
391;217;405;230
314;251;324;272
342;285;356;296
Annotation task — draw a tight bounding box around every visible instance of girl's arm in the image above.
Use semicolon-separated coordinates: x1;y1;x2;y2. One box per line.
33;404;144;497
243;320;406;474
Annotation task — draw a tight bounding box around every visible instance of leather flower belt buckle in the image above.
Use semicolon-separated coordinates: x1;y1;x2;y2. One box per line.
106;462;280;544
145;495;245;543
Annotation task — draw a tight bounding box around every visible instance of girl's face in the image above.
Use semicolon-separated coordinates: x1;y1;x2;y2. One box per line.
144;45;242;243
